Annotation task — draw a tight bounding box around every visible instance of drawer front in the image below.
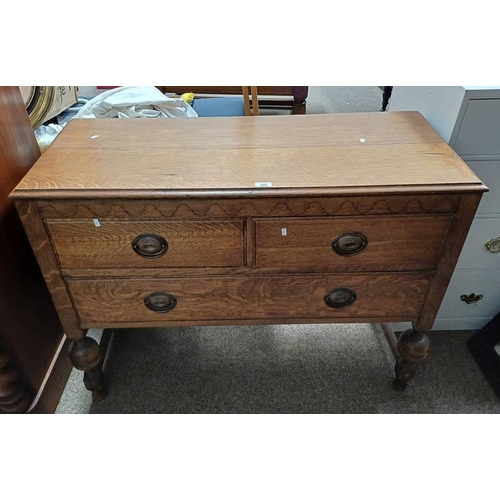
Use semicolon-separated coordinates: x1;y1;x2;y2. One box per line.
254;215;452;271
437;270;500;321
466;160;500;215
67;273;432;326
454;99;500;156
455;218;500;270
47;220;245;268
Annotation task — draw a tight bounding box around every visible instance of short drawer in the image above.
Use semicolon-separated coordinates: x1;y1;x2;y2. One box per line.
254;215;452;271
67;273;432;327
47;220;245;268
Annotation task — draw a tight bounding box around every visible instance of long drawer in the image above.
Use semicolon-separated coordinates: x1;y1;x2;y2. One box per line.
67;273;432;326
47;219;245;268
254;215;452;271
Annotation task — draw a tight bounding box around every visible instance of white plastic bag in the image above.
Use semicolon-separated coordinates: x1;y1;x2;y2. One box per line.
34;123;63;153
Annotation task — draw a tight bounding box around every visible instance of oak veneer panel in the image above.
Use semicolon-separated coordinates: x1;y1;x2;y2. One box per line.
37;194;462;219
15;200;84;339
25;111;447;151
254;215;452;272
67;273;432;325
47;220;245;268
415;192;483;331
11;113;483;198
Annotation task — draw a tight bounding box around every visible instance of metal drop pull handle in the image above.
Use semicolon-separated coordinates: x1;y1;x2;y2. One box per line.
332;232;368;256
460;293;483;305
324;288;357;309
485;237;500;253
144;292;177;313
132;233;168;259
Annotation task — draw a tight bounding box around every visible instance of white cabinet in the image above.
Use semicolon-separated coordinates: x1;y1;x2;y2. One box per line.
389;86;500;330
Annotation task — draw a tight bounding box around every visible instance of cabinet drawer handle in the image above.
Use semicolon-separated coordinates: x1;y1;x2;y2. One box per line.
485;237;500;253
144;292;177;313
332;232;368;256
132;233;168;258
324;288;357;309
460;293;483;304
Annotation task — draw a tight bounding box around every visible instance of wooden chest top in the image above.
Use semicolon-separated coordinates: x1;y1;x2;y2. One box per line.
11;112;485;199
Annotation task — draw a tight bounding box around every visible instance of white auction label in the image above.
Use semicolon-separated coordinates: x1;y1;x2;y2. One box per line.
255;182;273;187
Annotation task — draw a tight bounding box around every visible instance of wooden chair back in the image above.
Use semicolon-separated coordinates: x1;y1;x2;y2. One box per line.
242;86;259;116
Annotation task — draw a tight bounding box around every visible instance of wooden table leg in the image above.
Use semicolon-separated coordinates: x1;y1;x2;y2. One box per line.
69;335;107;402
381;323;430;390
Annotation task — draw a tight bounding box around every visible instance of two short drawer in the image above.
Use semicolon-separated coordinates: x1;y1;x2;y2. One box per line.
67;273;432;327
255;215;451;271
47;214;452;272
47;220;245;268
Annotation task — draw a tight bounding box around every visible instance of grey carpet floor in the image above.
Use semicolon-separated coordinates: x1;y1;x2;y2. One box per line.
56;86;499;413
56;324;500;413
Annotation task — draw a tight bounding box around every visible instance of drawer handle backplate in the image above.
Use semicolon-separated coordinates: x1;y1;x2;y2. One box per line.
460;293;483;305
132;233;168;259
332;232;368;256
485;237;500;253
144;292;177;313
324;288;357;309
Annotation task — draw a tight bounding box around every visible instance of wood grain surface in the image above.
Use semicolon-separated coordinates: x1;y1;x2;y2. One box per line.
37;194;462;219
9;108;488;396
10;113;485;198
415;192;483;331
67;273;432;326
47;219;245;268
254;215;452;271
15;200;84;340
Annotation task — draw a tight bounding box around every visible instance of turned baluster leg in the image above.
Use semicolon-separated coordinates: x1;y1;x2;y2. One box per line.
69;337;106;402
393;327;430;390
0;351;32;413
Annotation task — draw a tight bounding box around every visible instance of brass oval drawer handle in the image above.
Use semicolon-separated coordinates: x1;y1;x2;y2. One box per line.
324;287;357;309
460;293;483;305
144;292;177;313
485;237;500;253
132;233;168;259
332;232;368;256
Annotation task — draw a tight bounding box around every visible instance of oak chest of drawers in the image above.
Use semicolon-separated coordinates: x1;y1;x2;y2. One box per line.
10;112;487;399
